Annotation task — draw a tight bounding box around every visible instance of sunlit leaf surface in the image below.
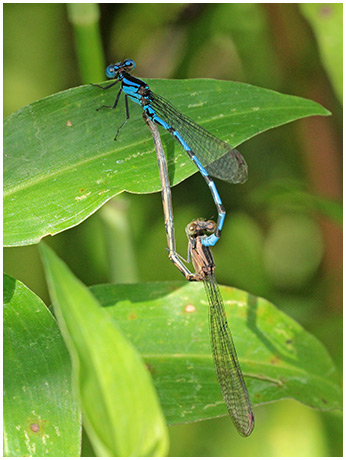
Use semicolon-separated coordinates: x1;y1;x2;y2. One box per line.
89;281;341;424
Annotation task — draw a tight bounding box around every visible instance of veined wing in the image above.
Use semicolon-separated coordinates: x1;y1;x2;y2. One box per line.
150;92;248;184
203;274;254;436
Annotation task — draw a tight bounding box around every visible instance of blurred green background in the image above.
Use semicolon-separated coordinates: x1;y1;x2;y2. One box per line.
4;3;342;456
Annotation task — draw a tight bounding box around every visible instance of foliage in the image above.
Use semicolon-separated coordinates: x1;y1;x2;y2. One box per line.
300;3;342;102
4;79;328;246
4;274;80;457
4;3;342;457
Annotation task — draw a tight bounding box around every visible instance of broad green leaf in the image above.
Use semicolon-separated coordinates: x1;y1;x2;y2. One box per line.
4;79;330;247
39;243;169;457
300;3;342;102
3;274;81;457
89;281;341;424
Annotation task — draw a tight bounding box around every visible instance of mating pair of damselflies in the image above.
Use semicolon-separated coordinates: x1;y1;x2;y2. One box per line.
93;59;254;437
93;58;248;248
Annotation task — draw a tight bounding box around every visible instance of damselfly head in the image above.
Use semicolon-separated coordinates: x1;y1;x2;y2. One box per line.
186;219;217;238
106;59;136;79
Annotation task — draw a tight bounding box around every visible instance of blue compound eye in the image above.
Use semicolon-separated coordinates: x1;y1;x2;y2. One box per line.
125;59;135;70
106;65;116;78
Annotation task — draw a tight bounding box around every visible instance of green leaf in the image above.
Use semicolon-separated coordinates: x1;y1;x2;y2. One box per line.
88;281;341;424
300;3;342;102
39;243;169;457
4;79;330;247
3;274;81;457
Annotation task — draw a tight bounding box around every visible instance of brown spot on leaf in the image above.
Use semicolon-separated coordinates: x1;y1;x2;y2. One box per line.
30;423;40;433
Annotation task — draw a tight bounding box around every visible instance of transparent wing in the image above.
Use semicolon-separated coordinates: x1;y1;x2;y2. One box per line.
150;92;248;184
203;274;254;436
